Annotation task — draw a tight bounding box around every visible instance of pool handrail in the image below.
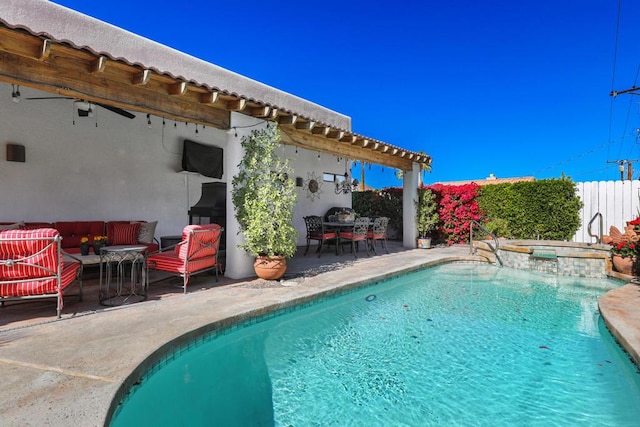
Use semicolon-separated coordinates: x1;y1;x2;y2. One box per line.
587;212;603;244
469;220;503;266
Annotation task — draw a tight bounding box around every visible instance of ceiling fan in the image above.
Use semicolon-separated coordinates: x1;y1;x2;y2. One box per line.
25;96;136;119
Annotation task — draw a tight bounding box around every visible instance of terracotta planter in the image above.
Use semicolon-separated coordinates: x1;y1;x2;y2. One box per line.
254;256;287;280
612;255;637;275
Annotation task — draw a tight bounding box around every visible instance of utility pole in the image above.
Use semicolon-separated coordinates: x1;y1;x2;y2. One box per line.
610;86;640;97
607;159;640;180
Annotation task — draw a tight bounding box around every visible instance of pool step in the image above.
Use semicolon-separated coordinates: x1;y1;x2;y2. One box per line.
531;249;557;260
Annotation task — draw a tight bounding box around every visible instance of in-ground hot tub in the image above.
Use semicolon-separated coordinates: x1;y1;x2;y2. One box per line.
483;240;612;278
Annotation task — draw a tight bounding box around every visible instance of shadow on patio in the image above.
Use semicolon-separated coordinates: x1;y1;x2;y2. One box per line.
0;240;410;331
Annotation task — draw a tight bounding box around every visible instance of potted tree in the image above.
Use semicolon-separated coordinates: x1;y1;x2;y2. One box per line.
231;122;298;280
416;187;439;248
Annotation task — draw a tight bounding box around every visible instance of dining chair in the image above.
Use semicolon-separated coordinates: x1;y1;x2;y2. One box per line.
367;216;390;254
338;217;370;258
303;216;337;257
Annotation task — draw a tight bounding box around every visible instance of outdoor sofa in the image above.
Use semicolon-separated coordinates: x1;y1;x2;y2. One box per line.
0;220;159;254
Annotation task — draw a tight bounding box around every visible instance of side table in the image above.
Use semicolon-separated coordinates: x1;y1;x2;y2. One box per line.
99;245;148;306
160;235;182;249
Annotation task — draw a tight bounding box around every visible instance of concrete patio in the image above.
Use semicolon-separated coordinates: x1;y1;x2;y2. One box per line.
1;242;639;426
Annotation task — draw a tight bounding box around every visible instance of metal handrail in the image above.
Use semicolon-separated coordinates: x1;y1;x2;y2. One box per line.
469;220;502;266
587;212;603;244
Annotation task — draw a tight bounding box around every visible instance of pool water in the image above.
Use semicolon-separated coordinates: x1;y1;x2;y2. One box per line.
111;264;640;426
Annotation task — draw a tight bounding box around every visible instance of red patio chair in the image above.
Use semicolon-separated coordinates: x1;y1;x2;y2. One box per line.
338;217;371;258
303;215;338;257
0;228;83;318
147;224;223;293
367;216;390;254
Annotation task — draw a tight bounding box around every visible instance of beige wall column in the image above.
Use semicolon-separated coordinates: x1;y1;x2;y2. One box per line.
223;113;267;279
402;162;419;248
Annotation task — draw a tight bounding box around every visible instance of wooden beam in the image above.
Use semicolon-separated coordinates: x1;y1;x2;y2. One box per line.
132;69;151;86
38;39;51;61
90;56;106;73
200;91;219;104
295;120;315;131
168;81;187;96
0;50;230;129
267;108;278;120
311;125;330;136
339;135;357;144
278;114;297;125
327;129;344;140
279;126;414;170
250;106;271;117
227;99;247;111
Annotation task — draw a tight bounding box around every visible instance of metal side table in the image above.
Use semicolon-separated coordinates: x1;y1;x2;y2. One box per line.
99;245;148;306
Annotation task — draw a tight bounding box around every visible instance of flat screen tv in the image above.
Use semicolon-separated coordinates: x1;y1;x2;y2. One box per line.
181;139;223;178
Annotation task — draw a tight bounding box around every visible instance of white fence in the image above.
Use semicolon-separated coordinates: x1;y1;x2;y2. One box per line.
573;180;640;243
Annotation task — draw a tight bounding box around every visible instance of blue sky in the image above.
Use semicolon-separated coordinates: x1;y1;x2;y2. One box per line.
52;0;640;188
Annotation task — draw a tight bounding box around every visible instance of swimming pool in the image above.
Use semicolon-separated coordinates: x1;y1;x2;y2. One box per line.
111;263;640;426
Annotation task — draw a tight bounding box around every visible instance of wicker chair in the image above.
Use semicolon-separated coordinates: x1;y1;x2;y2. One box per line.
303;216;337;257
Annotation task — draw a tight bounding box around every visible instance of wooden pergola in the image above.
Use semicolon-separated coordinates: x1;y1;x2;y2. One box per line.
0;21;431;172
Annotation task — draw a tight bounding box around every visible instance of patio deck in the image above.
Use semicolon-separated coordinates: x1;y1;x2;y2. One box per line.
0;243;638;426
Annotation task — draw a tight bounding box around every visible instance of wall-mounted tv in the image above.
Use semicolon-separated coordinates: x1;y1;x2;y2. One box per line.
181;139;223;178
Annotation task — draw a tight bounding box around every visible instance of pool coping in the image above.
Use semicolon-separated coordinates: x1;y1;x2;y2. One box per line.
0;245;637;426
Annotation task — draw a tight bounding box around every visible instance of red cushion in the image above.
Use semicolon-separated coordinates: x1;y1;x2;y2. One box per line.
339;231;366;241
22;222;55;230
176;224;222;260
0;228;59;281
55;221;105;249
111;222;141;245
367;232;385;239
310;232;336;240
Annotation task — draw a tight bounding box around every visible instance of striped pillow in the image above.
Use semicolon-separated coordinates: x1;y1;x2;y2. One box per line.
111;223;141;245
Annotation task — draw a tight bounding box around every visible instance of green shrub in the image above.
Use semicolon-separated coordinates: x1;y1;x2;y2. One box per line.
478;178;582;240
484;218;511;238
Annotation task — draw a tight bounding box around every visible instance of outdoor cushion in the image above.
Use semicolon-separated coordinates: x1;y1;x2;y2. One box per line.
137;221;158;244
21;222;55;230
310;232;336;239
0;227;82;317
54;221;105;249
111;222;141;245
0;228;58;280
339;231;367;241
0;222;24;231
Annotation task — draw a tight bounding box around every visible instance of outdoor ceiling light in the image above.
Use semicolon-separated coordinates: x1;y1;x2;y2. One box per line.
334;159;359;194
74;101;93;117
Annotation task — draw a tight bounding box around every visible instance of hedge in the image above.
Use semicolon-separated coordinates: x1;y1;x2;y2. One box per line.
352;178;582;243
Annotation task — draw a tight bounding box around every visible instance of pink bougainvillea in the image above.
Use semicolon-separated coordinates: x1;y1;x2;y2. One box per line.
428;183;484;245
